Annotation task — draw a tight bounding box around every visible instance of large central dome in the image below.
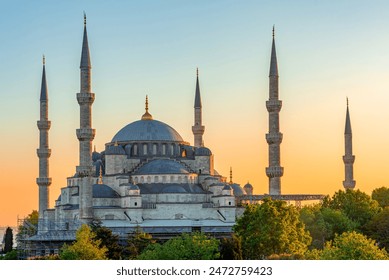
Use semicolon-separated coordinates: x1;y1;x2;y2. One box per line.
112;119;184;143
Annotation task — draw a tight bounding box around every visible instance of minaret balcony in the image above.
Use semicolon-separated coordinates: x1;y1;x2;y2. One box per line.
343;155;355;164
266;100;282;113
37;148;51;158
343;180;356;189
77;92;95;104
36;177;52;186
192;125;205;134
266;166;284;178
37;120;51;130
266;133;283;144
76;128;96;141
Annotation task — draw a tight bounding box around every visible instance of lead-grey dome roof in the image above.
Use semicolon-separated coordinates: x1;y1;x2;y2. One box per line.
112;119;184;143
92;184;120;198
136;159;190;174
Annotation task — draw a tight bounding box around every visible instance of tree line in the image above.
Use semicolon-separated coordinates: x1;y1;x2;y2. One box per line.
4;187;389;260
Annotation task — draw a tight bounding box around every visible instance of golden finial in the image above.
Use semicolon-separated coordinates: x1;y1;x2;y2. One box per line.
272;25;275;37
98;165;103;184
94;145;96;152
114;141;118;146
42;55;45;65
84;11;87;26
229;167;233;184
141;95;153;120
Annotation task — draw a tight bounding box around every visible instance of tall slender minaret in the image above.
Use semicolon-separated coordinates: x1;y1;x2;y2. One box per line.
76;14;95;221
36;55;52;219
192;68;205;147
265;26;283;195
343;98;356;190
76;13;95;175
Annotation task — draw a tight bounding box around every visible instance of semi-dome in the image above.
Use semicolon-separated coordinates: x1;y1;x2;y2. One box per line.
136;159;190;174
92;184;120;198
112;119;184;143
105;144;126;155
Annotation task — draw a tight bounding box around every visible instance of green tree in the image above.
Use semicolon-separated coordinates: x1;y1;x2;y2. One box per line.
320;231;388;260
372;187;389;208
234;198;311;259
89;219;122;259
3;227;13;253
365;207;389;251
219;234;243;260
322;189;381;230
300;205;357;249
123;226;155;259
60;224;108;260
2;250;18;260
138;232;220;260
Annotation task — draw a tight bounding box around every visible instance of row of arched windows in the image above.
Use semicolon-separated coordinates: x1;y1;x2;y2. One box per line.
132;142;180;157
133;174;196;184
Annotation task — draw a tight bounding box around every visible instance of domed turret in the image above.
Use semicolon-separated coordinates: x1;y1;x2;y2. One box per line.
244;182;253;195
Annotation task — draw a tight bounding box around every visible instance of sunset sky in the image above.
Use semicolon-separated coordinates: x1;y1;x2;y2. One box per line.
1;0;389;226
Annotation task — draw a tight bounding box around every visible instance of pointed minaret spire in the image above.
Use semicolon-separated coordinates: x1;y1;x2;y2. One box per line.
343;98;356;190
40;55;48;101
37;57;52;219
265;26;283;195
80;12;91;71
192;68;205;147
76;14;95;221
269;26;278;77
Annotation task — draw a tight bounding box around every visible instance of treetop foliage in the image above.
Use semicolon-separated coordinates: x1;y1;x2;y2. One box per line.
234;198;311;259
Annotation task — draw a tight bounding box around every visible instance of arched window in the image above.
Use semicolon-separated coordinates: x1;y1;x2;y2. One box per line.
147;176;151;183
154;176;159;183
133;144;138;156
153;144;157;155
162;144;166;155
143;144;148;155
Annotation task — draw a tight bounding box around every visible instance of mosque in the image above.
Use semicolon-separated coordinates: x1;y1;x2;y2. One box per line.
26;16;253;255
22;17;354;256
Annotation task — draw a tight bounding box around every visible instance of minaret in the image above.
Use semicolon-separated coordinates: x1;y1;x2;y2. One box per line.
265;26;283;195
76;14;95;221
343;98;356;190
192;68;205;147
36;55;52;219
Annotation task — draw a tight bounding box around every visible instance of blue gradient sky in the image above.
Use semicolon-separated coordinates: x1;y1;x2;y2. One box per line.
1;0;389;225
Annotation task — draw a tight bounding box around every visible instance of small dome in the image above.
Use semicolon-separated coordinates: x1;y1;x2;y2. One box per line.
137;159;190;174
106;144;126;155
244;183;253;189
92;184;120;198
195;147;212;156
129;185;140;191
230;183;246;197
92;151;101;162
124;144;132;156
223;185;232;191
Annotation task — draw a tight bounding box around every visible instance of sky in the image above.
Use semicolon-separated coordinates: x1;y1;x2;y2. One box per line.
1;0;389;226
